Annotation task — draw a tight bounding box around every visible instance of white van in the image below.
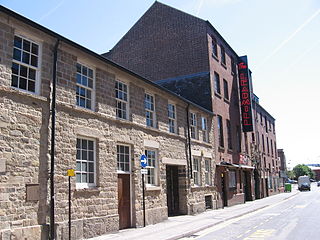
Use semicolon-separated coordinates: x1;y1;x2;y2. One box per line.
298;175;311;191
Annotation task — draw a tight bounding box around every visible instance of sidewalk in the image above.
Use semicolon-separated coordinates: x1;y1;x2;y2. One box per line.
89;188;299;240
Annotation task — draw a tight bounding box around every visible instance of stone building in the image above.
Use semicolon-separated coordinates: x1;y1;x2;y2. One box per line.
105;1;254;207
0;6;217;239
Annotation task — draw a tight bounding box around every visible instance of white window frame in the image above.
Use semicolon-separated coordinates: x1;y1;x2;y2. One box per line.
117;144;131;174
145;149;158;186
201;116;208;142
76;137;96;189
76;62;95;110
190;112;197;139
168;102;176;133
145;92;156;127
11;34;41;94
115;80;129;120
193;157;201;186
204;158;212;186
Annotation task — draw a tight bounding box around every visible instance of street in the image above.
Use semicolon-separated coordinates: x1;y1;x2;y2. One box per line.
181;183;320;240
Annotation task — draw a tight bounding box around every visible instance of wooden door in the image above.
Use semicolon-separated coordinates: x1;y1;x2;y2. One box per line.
118;174;131;229
166;165;179;216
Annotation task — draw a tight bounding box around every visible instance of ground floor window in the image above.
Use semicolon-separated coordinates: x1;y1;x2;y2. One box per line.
193;157;201;186
117;145;130;173
228;170;236;189
145;149;157;186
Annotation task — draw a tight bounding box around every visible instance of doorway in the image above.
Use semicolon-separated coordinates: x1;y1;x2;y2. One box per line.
118;174;131;229
166;165;179;216
221;172;228;207
244;171;252;201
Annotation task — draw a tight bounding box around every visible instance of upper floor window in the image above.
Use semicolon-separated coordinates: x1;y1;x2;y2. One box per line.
76;63;94;110
223;79;229;100
145;93;155;127
193;157;201;186
145;149;158;186
76;138;96;188
190;112;197;139
205;158;212;186
117;145;130;173
221;46;226;65
212;37;218;58
214;72;221;95
217;115;224;148
12;35;39;93
168;103;176;133
201;117;208;142
226;119;232;150
115;80;128;120
231;56;236;74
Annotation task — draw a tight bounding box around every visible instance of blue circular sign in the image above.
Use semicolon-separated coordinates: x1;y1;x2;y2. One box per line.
140;155;148;168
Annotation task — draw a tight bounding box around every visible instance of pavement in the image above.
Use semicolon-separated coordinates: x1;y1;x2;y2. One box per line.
89;186;299;240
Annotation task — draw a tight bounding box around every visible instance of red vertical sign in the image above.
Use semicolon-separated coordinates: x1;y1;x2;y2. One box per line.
238;56;253;132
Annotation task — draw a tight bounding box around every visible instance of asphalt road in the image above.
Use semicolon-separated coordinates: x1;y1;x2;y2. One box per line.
181;183;320;240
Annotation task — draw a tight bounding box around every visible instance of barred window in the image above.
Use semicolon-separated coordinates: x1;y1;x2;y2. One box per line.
76;63;94;109
168;103;176;133
117;145;130;173
190;112;197;139
115;81;128;119
193;157;201;186
205;159;211;185
76;138;96;188
11;35;39;93
145;93;155;127
145;150;157;186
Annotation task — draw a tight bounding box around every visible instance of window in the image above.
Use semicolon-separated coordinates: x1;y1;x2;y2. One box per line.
221;46;226;65
117;145;130;172
190;112;197;139
11;35;39;93
223;79;229;100
262;134;265;152
76;138;96;188
226;120;232;150
168;103;176;133
267;137;270;155
201;117;208;142
205;158;211;185
228;170;236;188
212;37;218;58
145;150;157;186
217;115;224;147
231;56;236;74
236;125;241;152
214;72;221;95
76;63;94;109
270;140;273;157
265;116;268;132
145;93;155;127
115;80;128;119
193;157;201;186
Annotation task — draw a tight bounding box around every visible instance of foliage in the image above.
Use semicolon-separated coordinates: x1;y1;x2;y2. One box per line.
292;164;315;179
286;170;295;179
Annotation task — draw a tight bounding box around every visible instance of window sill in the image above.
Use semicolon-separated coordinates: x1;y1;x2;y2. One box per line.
214;92;222;99
224;98;230;104
146;186;161;191
227;149;233;154
212;54;219;62
221;63;227;69
218;146;225;152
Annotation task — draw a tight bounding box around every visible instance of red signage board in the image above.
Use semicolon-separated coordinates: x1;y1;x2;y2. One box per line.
238;56;253;132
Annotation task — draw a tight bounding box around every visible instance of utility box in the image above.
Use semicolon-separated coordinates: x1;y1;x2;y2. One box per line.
285;183;292;192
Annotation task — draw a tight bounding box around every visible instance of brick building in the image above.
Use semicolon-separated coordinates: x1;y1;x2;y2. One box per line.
0;6;218;239
105;1;255;207
250;95;282;198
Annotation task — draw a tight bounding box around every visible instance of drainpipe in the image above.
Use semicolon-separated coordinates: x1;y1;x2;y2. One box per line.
50;39;60;240
186;104;193;179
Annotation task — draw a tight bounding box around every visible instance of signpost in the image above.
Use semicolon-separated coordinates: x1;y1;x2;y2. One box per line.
67;169;75;240
140;155;147;227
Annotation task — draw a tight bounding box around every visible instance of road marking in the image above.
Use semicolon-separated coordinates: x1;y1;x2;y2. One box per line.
294;204;307;208
244;229;275;239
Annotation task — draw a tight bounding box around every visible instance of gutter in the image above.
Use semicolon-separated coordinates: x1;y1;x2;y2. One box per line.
50;39;60;240
186;104;193;179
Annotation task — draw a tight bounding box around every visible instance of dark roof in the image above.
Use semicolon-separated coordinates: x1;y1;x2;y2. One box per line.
0;5;213;116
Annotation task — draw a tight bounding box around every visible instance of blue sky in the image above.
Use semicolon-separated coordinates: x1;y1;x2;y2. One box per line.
1;0;320;168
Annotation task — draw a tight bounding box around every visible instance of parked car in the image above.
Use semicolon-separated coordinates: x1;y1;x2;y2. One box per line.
317;181;320;187
298;176;311;191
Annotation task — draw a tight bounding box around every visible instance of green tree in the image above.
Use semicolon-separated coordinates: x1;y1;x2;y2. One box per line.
293;164;315;179
286;170;295;179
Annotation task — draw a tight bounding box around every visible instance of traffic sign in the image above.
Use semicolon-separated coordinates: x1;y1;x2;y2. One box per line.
141;169;148;174
140;154;148;168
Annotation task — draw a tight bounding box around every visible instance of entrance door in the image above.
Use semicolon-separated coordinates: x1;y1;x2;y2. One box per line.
265;178;269;197
118;174;131;229
221;173;228;207
166;165;179;216
244;171;251;201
